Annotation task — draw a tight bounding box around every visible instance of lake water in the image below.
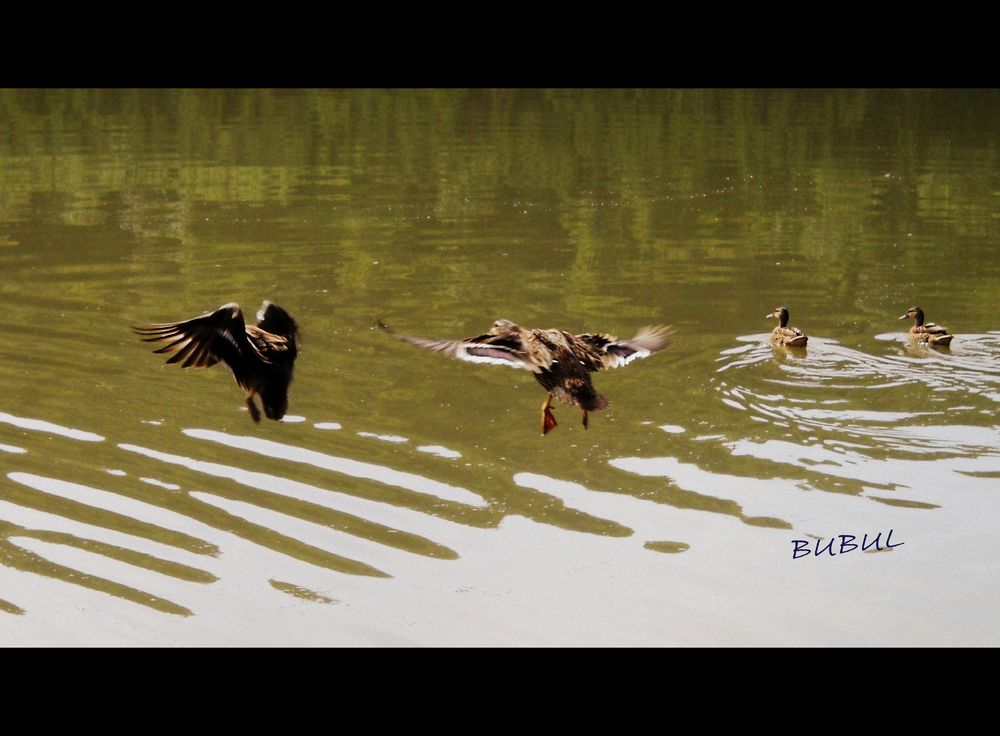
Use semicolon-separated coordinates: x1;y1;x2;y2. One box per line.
1;89;998;645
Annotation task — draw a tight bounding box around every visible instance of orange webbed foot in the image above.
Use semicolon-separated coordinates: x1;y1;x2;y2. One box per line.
540;394;558;435
542;408;558;434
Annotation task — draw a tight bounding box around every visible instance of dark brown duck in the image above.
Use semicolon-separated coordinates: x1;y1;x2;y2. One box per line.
134;301;301;422
382;319;672;434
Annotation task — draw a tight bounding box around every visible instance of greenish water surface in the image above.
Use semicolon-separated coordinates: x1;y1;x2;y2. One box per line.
1;89;998;645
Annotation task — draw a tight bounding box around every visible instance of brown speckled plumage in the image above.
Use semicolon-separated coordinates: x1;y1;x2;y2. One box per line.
381;318;672;433
898;306;953;346
765;307;808;348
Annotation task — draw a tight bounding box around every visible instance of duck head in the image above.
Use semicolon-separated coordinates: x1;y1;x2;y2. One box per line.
898;306;925;325
765;307;790;328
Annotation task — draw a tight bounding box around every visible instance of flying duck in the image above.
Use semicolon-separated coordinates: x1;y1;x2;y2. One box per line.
381;319;672;434
134;301;301;422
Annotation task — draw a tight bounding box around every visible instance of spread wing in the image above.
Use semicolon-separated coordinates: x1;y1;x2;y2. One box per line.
576;325;673;370
399;334;538;370
133;303;266;389
379;322;537;371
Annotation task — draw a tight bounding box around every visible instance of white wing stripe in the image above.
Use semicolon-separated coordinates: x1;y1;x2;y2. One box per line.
455;345;533;369
605;348;651;368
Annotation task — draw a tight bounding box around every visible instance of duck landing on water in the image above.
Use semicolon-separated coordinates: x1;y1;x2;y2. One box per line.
134;301;301;422
380;319;673;434
898;306;953;347
765;306;808;348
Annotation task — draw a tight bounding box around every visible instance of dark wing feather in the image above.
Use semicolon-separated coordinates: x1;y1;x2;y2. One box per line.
577;325;673;370
134;303;263;388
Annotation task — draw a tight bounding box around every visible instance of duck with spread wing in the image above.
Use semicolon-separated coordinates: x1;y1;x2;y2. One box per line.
381;319;672;434
134;301;301;422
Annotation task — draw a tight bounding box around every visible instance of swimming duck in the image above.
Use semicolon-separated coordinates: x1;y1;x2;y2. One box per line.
134;301;301;422
380;319;673;434
765;307;808;347
898;306;953;346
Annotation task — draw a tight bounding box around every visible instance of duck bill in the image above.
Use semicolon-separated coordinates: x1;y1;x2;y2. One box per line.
897;314;910;320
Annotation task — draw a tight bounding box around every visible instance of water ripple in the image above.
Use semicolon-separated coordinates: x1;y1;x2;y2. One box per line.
181;428;488;508
5;472;218;555
117;442;461;560
0;411;105;442
713;333;1000;459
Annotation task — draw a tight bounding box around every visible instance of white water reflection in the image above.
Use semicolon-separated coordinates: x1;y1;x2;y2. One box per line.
5;472;215;544
0;411;104;442
713;331;1000;460
139;477;181;491
720;333;1000;392
357;431;408;444
8;533;199;590
727;436;1000;487
180;429;488;507
417;445;462;459
189;492;439;573
118;442;479;533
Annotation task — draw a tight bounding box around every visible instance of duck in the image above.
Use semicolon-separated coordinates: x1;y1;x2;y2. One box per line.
134;301;301;422
898;306;953;346
380;319;673;434
765;307;808;347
